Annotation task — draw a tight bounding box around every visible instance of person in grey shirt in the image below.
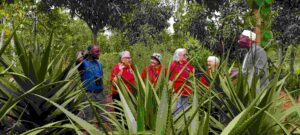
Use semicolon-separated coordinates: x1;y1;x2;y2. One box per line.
238;30;268;93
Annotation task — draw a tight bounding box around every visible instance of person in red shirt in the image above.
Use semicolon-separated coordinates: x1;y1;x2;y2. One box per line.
141;53;162;85
110;51;135;101
169;48;194;115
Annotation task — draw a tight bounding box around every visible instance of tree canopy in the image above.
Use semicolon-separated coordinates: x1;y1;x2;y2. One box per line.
39;0;139;44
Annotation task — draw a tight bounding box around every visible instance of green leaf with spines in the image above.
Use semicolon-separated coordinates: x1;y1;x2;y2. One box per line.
34;94;102;135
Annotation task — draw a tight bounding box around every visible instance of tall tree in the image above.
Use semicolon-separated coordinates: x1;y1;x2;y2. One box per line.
39;0;139;45
124;1;172;45
181;0;250;61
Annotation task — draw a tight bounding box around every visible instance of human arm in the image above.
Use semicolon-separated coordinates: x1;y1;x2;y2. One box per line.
76;51;85;72
254;49;268;74
200;75;209;87
168;62;177;82
141;67;147;81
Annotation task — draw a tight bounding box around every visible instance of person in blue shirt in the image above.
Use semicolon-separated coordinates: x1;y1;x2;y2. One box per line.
76;45;106;125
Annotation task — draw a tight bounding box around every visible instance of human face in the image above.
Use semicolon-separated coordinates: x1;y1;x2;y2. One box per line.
121;56;132;66
150;58;160;67
238;35;252;48
178;50;188;62
207;60;218;72
90;46;100;59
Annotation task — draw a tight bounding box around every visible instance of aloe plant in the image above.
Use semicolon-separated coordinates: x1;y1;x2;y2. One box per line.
0;30;104;134
104;62;211;134
104;55;300;135
204;60;300;135
1;27;299;135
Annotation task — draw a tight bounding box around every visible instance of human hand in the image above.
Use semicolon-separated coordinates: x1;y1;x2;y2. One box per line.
106;94;113;103
117;63;125;76
76;51;84;61
119;63;125;70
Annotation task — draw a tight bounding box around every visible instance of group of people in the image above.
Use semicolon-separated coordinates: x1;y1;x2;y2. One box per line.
75;29;268;127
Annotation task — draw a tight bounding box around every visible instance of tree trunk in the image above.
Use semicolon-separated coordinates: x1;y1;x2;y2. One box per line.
0;17;6;49
92;32;97;45
254;10;261;45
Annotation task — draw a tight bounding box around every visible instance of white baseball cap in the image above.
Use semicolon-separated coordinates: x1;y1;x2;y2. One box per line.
151;53;162;63
241;30;256;41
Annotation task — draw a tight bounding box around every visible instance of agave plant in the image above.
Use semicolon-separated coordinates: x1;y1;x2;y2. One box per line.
191;59;300;134
101;61;212;134
104;55;300;135
1;27;298;135
0;29;105;134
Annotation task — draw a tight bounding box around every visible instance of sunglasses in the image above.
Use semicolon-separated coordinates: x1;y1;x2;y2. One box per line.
122;57;132;59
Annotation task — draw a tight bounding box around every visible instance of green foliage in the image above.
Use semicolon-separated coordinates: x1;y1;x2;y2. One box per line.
179;0;249;61
0;27;101;134
183;36;213;69
26;9;91;57
99;29;129;53
1;0;300;134
99;52;119;94
285;75;300;93
102;57;300;134
123;1;172;45
39;0;139;44
255;0;265;7
252;0;274;48
175;2;204;33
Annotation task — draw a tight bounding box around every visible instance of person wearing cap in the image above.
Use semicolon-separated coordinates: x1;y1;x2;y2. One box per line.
141;53;163;85
238;29;268;93
76;45;106;124
169;48;195;115
110;51;135;101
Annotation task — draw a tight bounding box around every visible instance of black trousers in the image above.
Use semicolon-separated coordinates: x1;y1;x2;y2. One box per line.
112;94;120;101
